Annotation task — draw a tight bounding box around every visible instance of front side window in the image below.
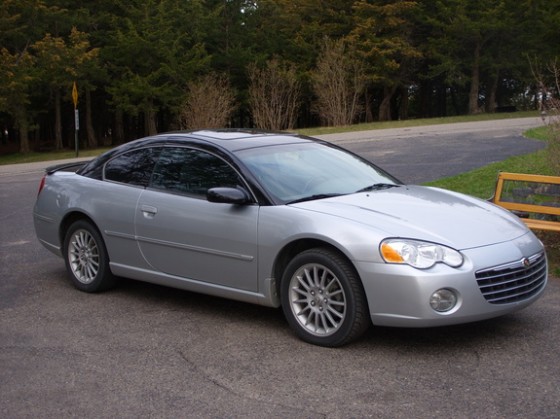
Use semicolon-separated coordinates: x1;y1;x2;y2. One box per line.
150;147;243;197
104;147;161;187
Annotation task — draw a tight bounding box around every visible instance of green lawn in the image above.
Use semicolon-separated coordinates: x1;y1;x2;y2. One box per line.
0;147;111;166
298;111;540;136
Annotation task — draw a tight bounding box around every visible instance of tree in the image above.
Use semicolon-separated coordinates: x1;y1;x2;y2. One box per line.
311;38;364;126
31;29;98;149
179;73;236;129
0;47;36;152
347;0;421;121
248;59;302;130
104;0;209;137
31;34;68;149
0;0;64;152
421;0;518;115
247;0;355;67
528;55;560;174
2;0;560;149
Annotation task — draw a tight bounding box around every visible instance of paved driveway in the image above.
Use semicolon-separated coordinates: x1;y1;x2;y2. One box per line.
317;117;546;183
1;117;558;418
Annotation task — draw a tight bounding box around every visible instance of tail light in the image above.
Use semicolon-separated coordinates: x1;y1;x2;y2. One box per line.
37;175;47;196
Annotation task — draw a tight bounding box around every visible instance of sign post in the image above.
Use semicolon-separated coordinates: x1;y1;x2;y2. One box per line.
72;82;79;157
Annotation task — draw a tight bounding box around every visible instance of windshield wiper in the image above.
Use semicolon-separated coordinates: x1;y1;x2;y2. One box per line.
356;183;401;193
287;193;344;204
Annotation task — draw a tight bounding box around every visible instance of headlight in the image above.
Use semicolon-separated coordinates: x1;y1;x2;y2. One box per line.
380;239;463;269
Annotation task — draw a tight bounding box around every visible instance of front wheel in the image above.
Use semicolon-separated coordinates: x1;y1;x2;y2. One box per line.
281;248;370;347
63;220;115;292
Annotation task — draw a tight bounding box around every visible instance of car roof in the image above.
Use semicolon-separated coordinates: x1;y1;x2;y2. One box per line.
77;129;324;179
162;129;318;152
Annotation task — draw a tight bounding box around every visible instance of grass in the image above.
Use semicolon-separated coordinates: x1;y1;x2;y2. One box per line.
298;110;540;136
0;147;111;165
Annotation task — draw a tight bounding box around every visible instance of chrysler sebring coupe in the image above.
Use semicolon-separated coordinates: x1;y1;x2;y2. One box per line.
33;130;547;346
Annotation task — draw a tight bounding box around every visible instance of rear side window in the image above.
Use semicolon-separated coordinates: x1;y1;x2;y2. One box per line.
150;147;243;197
104;147;161;187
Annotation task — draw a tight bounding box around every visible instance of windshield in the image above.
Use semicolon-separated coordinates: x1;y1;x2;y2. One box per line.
237;142;400;204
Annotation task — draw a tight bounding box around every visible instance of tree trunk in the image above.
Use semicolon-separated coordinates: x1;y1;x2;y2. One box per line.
417;81;433;118
16;104;30;153
54;89;63;150
114;109;125;145
468;41;481;114
451;86;463;115
379;86;397;121
85;88;97;148
437;81;447;117
486;72;499;113
19;123;30;153
364;88;374;123
399;86;409;120
144;102;157;135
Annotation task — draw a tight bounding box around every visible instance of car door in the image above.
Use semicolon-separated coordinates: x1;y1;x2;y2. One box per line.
99;146;162;269
134;146;259;292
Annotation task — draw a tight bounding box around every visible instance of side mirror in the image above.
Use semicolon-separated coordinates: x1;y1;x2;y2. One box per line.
207;187;251;205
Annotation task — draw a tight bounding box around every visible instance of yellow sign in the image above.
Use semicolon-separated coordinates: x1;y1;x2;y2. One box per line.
72;82;78;109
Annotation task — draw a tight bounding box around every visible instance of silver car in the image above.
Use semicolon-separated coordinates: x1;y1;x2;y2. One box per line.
33;130;547;346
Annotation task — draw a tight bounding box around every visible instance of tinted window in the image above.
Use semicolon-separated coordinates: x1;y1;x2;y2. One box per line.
104;147;161;187
150;147;243;197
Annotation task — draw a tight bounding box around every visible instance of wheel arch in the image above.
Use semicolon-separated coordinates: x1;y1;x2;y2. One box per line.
60;211;116;293
276;239;371;346
272;238;360;297
59;211;100;246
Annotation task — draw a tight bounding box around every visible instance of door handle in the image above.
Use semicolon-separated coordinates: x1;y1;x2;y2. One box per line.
140;205;158;217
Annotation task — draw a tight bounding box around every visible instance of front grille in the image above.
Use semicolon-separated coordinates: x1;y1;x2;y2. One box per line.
475;252;547;304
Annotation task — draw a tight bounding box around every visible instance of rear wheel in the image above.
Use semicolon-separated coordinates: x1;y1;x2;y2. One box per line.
63;220;115;292
281;248;369;347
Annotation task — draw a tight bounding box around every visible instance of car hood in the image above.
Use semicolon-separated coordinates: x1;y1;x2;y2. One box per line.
291;185;529;250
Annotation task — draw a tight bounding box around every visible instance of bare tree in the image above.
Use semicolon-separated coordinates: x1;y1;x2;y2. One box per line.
528;55;560;175
544;60;560;176
311;38;365;126
549;58;560;98
248;59;301;130
180;73;236;129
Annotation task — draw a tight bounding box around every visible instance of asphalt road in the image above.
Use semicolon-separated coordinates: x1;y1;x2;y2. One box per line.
317;117;547;184
1;118;559;418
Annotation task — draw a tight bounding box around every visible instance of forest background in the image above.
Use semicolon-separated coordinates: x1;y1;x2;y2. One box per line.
1;0;559;154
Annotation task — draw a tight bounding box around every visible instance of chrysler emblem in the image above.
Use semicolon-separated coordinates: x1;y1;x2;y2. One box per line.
522;258;531;268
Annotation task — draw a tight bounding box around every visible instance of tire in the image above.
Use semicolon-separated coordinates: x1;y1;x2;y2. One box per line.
63;220;116;293
281;247;370;347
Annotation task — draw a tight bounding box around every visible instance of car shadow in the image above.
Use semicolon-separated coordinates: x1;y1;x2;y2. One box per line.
109;276;540;350
359;314;538;352
113;276;286;325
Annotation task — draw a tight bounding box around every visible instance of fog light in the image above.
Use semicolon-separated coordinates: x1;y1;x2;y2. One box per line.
430;289;457;312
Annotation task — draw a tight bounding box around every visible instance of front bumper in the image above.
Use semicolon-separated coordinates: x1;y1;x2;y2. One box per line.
355;234;547;327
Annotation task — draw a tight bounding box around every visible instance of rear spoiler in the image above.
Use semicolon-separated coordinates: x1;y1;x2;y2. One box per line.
45;160;91;174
